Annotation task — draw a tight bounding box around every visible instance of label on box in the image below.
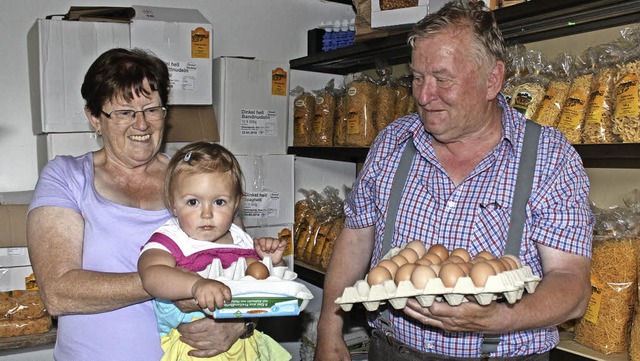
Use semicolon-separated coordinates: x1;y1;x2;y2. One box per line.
191;27;211;59
240;109;278;136
271;68;288;96
243;192;280;219
166;60;200;92
212;295;303;318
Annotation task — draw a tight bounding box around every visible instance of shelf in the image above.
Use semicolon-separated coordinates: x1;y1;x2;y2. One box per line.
289;143;640;168
290;0;640;74
557;332;628;361
294;260;325;288
288;146;369;163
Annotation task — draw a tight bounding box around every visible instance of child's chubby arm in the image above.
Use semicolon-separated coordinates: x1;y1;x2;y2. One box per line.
138;249;231;310
254;237;287;266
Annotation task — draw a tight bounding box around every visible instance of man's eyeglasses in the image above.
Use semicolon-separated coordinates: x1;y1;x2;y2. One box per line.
100;106;167;124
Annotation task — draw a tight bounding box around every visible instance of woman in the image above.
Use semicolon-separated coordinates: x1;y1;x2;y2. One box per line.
27;48;247;361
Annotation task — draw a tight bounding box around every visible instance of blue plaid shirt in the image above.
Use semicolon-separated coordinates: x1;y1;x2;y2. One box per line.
344;94;593;357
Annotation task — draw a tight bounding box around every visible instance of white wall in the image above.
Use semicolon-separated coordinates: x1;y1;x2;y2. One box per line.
0;0;354;192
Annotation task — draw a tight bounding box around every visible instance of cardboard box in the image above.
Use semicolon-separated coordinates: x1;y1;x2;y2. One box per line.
0;205;29;248
29;19;130;133
214;57;290;155
236;155;294;227
130;5;213;105
371;0;446;29
0;247;32;292
0;266;34;292
29;7;213;134
35;106;218;170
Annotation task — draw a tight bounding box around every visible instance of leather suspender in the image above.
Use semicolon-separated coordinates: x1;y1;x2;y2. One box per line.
378;121;542;356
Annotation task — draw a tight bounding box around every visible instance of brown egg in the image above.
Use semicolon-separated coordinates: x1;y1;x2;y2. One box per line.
377;259;400;277
416;257;433;267
422;253;443;265
394;263;417;285
426;244;449;262
475;250;495;261
470;261;497;287
500;256;518;270
449;248;472;262
502;254;522;268
391;255;409;267
404;240;427;258
439;263;466;288
245;262;269;280
410;265;437;289
457;262;471;276
497;258;513;271
398;248;420;264
429;264;441;276
443;255;466;264
487;259;507;274
367;266;393;286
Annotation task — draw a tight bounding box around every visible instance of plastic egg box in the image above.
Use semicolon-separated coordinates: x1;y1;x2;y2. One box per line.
200;257;314;318
204;256;297;281
335;247;541;312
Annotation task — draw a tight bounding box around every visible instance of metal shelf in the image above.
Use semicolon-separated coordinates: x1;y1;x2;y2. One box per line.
289;144;640;168
290;0;640;74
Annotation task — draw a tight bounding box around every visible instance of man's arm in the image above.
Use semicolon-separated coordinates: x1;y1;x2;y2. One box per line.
314;226;375;361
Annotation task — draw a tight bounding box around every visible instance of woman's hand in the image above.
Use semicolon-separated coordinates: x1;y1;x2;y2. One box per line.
177;317;245;357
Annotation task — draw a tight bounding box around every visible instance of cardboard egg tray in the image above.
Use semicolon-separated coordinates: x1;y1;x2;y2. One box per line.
336;248;541;312
200;257;314;318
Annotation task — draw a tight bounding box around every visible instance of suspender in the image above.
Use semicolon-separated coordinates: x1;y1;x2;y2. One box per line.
378;121;542;355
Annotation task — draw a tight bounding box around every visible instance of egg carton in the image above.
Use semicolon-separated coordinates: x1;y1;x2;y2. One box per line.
199;257;314;318
203;256;298;281
336;250;541;312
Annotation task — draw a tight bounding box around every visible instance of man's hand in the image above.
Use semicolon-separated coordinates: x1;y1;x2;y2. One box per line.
178;317;245;357
403;297;506;333
314;330;351;361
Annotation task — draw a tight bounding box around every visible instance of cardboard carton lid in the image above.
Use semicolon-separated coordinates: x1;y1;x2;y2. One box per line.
164;105;219;142
0;205;29;248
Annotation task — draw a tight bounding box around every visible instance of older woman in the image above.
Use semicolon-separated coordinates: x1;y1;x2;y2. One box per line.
27;48;246;360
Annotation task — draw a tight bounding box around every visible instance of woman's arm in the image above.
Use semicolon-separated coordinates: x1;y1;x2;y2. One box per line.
27;206;151;316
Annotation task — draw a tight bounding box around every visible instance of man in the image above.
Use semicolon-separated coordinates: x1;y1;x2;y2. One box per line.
314;1;593;360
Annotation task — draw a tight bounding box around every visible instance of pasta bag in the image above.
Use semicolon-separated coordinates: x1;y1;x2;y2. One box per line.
532;53;572;128
502;44;528;104
612;26;640;143
333;89;348;146
310;80;337;147
291;86;315;146
575;209;637;355
394;76;412;120
509;50;549;120
556;55;594;144
345;73;377;147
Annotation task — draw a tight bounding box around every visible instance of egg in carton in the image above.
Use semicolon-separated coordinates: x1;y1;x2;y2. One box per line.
201;257;314;318
335;246;542;312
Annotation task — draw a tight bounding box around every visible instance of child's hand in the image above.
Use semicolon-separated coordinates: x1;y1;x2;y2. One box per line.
254;237;287;266
191;278;232;311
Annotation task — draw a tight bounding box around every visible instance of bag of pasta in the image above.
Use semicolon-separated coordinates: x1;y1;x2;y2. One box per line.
294;189;323;262
533;52;573;128
307;187;345;267
557;51;595;144
310;80;337;147
394;75;413;121
374;62;397;133
625;190;640;360
292;86;315;146
502;43;528;104
509;50;549;120
582;44;622;144
575;206;637;355
333;88;348;147
611;26;640;143
345;73;377;147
